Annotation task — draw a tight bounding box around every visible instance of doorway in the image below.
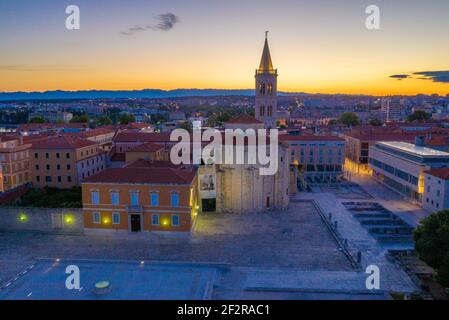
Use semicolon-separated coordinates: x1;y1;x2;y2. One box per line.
130;214;141;232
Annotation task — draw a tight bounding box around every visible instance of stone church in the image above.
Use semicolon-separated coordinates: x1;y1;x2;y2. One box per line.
199;34;290;214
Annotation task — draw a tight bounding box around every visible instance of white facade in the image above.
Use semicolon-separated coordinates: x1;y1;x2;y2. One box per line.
423;171;449;211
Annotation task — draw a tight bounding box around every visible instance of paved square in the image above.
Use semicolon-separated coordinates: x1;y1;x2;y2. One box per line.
0;259;217;300
0;201;352;287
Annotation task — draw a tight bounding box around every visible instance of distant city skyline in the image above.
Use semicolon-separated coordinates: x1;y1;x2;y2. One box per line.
1;0;449;95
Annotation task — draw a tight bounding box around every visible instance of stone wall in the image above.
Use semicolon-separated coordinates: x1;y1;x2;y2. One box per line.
0;207;83;234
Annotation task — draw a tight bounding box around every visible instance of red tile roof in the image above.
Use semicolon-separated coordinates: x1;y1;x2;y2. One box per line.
226;114;263;124
127;142;164;152
425;167;449;180
425;134;449;147
125;159;184;169
66;128;114;139
83;166;197;184
30;136;97;149
113;132;172;143
279;134;345;142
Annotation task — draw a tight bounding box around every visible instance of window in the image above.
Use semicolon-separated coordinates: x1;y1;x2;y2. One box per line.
67;176;72;182
57;176;61;182
170;192;179;207
56;153;60;159
112;213;120;224
45;176;51;182
130;192;139;206
45;153;49;159
150;192;159;206
36;176;40;182
91;191;100;205
46;164;50;170
34;153;38;159
66;153;70;159
152;214;160;225
67;164;71;170
57;164;61;170
111;192;119;205
93;212;100;224
172;215;180;226
35;165;39;170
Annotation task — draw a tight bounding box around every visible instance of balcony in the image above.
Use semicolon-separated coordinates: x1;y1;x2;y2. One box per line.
127;205;143;213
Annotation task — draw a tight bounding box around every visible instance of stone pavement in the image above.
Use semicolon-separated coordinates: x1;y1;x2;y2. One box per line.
294;182;419;294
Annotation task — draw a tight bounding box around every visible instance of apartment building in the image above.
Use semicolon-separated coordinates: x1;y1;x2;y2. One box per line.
423;168;449;212
82;161;198;233
369;141;449;203
30;136;107;188
343;129;417;174
280;135;345;185
0;135;32;192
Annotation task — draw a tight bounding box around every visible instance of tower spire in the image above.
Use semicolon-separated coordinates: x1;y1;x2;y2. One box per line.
258;31;274;72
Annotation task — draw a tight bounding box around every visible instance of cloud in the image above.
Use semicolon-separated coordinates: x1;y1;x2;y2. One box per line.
120;13;179;36
413;71;449;83
389;74;410;80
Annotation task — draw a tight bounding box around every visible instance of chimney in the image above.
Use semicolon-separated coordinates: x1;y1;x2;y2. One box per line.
415;135;425;147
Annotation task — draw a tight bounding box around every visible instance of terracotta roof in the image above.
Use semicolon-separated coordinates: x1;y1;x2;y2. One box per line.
127;142;164;152
425;167;449;180
30;136;97;149
66;128;114;139
226;114;263;124
83;166;197;185
279;134;345;142
113;132;172;143
425;134;449;147
125;159;184;169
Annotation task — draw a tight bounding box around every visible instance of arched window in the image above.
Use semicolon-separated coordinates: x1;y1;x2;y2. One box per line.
268;83;273;95
259;83;266;95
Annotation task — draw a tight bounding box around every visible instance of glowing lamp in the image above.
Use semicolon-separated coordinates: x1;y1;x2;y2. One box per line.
102;217;110;224
19;214;28;222
162;219;169;226
64;215;74;224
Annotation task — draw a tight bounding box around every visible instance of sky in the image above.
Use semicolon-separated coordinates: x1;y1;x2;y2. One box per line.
0;0;449;95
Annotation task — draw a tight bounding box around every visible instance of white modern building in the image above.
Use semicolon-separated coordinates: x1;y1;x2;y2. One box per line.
369;141;449;203
423;168;449;211
381;97;402;122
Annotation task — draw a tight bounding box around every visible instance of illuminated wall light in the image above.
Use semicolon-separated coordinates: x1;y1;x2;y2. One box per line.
102;217;110;224
64;215;74;224
161;219;169;226
19;214;28;222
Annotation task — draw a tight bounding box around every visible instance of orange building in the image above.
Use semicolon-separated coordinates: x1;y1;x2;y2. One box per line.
82;160;199;233
124;142;165;164
30;136;107;189
0;135;32;192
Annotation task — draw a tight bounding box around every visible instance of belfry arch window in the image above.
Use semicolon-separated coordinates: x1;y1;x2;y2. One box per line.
259;83;266;95
267;83;273;95
260;105;265;117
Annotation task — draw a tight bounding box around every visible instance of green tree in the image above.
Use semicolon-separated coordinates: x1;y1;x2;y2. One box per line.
70;114;89;123
407;110;431;122
119;113;136;125
338;112;360;127
414;210;449;287
97;115;112;126
369;118;383;126
28;116;45;123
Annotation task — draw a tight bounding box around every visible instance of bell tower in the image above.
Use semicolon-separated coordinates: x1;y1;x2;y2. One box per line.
255;31;278;129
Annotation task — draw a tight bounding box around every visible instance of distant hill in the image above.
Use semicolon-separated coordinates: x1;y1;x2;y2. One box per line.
0;89;307;101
